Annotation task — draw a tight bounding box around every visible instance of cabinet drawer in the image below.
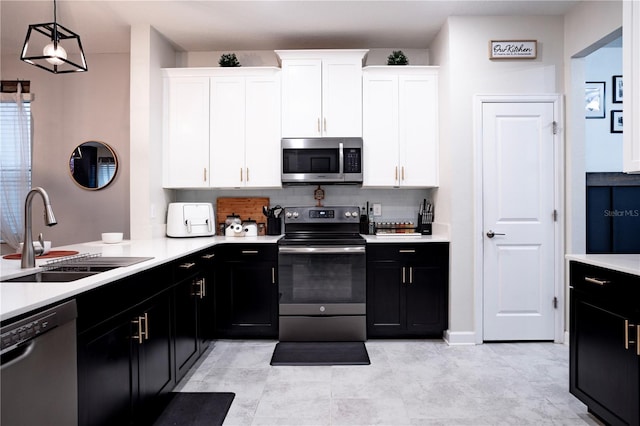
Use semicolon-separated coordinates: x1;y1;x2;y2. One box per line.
570;261;640;312
367;242;448;264
216;244;277;262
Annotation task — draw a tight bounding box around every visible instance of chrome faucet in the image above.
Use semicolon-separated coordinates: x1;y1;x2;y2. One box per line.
21;187;57;268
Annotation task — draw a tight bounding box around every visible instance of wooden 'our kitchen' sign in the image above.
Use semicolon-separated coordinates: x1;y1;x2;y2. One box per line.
489;40;537;59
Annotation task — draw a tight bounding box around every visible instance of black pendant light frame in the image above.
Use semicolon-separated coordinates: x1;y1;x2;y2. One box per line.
20;0;88;74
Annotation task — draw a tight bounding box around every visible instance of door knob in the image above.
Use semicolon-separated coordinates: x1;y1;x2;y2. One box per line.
486;230;506;238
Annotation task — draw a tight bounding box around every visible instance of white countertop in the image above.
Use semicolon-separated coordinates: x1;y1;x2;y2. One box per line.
0;236;280;322
565;254;640;277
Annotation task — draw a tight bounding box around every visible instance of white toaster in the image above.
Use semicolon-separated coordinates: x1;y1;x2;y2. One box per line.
166;203;215;237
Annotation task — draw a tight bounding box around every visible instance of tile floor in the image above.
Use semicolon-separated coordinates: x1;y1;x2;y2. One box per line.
174;339;604;425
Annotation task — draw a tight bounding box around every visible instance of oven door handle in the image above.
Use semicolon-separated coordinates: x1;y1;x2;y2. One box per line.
278;246;365;254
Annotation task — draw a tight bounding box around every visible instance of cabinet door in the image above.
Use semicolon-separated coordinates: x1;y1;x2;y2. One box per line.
367;261;404;336
281;59;322;137
322;58;363;137
135;292;174;423
174;276;200;381
78;319;133;426
406;264;447;335
163;76;210;188
363;72;400;186
399;73;438;187
210;76;246;187
245;75;282;187
215;257;278;338
571;295;640;426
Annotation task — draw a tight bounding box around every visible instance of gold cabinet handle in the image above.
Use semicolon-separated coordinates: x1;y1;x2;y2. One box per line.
409;266;413;284
272;267;276;284
395;166;398;181
240;168;243;182
246;168;249;182
201;253;215;259
242;250;259;254
317;118;321;133
131;312;148;344
402;166;405;181
324;117;327;132
399;249;416;253
132;316;143;344
625;320;638;351
203;168;207;182
585;276;610;286
402;267;406;284
179;262;196;269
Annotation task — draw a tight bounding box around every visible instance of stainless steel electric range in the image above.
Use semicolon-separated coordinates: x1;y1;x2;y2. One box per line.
277;206;366;341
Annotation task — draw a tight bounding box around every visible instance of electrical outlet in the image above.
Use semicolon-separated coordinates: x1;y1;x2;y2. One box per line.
373;203;382;216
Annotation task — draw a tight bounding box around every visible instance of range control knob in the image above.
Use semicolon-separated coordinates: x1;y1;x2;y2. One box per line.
286;211;292;218
319;306;326;312
292;211;299;218
344;211;352;218
351;211;359;218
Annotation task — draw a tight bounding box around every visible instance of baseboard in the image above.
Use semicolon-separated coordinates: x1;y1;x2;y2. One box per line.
443;330;476;345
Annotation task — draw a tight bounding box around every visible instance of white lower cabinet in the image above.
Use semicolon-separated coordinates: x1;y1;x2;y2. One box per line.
363;66;439;187
162;67;281;189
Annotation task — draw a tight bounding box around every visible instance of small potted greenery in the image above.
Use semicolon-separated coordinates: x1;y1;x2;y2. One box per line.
387;50;409;65
219;53;241;67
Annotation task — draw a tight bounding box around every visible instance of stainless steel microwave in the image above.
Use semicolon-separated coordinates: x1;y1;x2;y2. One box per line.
281;137;363;185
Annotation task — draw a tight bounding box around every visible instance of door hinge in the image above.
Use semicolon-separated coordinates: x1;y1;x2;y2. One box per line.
552;121;558;135
553;210;558;222
553;297;558;309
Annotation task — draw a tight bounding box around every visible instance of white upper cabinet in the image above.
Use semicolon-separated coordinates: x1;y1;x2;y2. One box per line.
277;50;368;137
363;66;439;187
162;67;281;189
623;0;640;173
210;69;282;188
162;73;211;188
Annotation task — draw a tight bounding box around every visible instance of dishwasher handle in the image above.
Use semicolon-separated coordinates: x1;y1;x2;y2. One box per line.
0;341;35;369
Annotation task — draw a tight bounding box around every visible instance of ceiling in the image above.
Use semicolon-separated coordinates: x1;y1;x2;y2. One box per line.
1;0;582;55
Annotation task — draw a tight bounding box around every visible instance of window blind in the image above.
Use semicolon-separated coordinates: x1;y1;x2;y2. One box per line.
0;100;32;236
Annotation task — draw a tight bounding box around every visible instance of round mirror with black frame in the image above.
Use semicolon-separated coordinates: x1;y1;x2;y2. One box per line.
69;141;118;190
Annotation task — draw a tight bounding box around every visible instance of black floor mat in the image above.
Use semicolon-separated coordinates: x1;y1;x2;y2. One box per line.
153;392;235;426
270;341;370;366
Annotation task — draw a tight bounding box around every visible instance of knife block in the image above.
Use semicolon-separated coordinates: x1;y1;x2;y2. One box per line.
417;215;432;235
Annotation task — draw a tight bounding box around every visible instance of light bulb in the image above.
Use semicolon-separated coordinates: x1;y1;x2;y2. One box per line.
43;42;67;65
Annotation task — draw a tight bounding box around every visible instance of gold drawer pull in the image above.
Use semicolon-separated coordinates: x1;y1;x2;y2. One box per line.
179;262;196;269
242;250;259;254
399;249;416;253
584;276;610;286
201;253;215;259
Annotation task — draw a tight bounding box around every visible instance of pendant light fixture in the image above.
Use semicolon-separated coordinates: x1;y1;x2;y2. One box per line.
20;0;88;73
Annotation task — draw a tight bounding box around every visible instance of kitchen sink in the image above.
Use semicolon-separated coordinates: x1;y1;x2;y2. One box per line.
1;256;154;283
3;271;100;282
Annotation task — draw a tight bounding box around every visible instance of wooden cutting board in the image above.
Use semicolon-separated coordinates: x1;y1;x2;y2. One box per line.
216;197;270;229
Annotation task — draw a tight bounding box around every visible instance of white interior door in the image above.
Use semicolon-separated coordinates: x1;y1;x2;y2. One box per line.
482;101;557;341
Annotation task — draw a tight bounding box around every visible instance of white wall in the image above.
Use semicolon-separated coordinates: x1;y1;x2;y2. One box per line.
430;15;564;343
1;52;131;249
585;46;623;172
129;25;177;239
564;1;622;258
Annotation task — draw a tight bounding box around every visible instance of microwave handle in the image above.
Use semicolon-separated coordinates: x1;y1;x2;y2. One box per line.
338;142;345;178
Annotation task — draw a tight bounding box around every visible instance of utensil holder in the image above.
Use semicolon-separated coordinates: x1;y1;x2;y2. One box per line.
267;217;282;235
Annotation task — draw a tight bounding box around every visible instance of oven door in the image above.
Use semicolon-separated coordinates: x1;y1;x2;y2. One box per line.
278;245;366;316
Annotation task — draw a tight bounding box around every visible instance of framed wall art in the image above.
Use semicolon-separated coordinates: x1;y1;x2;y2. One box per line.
611;110;623;133
585;81;606;119
612;75;623;103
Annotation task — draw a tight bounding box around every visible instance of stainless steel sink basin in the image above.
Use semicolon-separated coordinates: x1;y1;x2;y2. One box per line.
1;256;154;283
3;271;100;282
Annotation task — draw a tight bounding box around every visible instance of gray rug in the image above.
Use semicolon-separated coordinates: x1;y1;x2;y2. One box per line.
270;341;370;366
153;392;235;426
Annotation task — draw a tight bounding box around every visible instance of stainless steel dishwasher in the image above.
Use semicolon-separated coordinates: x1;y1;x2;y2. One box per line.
1;299;78;426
